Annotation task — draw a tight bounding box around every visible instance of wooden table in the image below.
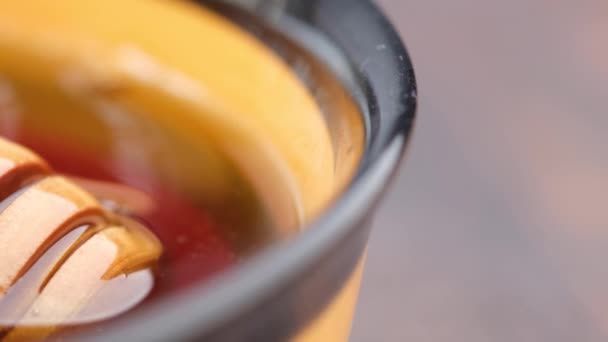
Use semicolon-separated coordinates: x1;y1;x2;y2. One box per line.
353;0;608;341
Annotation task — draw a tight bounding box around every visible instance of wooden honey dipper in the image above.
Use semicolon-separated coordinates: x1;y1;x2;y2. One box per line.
0;137;162;340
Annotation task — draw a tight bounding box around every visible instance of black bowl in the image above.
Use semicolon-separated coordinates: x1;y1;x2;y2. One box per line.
80;0;416;340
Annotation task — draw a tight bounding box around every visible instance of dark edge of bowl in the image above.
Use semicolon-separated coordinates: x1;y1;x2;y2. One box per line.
77;0;416;340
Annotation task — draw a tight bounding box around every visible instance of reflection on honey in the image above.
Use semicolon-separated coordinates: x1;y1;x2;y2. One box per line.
0;137;163;340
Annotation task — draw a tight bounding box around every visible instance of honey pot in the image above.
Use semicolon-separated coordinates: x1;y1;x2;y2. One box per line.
0;0;416;340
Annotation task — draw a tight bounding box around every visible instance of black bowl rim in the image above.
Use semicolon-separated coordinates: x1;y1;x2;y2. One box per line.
81;0;416;340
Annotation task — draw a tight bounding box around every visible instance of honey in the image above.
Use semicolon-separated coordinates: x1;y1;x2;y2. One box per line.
0;136;164;340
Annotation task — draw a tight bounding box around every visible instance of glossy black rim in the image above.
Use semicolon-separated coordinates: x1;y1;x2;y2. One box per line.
79;0;417;340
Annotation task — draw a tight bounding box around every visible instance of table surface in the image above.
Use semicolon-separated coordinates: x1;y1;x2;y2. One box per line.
352;0;608;341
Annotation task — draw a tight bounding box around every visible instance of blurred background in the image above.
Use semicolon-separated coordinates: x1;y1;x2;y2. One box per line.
353;0;608;341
